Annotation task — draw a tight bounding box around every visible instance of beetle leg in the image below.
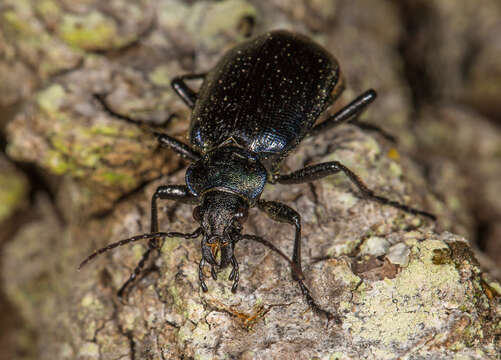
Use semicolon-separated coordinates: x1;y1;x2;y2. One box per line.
150;185;198;233
94;93;144;126
117;239;157;298
348;119;397;143
171;73;207;108
229;255;239;293
94;92;202;160
309;89;376;136
117;185;199;298
310;89;394;142
154;132;202;161
257;200;304;281
199;258;208;292
211;265;218;280
198;259;219;291
240;234;340;324
276;161;436;220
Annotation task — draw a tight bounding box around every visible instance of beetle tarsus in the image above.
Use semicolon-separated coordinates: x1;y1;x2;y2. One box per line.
210;265;218;280
199;258;209;292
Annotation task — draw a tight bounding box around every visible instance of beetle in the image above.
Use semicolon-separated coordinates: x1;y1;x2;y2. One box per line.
80;30;435;322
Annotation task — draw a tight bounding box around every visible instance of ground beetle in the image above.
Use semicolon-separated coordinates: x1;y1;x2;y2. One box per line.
80;30;435;322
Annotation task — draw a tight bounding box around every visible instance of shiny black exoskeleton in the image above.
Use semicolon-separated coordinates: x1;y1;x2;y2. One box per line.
81;30;435;322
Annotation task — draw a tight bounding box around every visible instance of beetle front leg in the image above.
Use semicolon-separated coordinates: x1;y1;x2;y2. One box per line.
240;233;340;324
229;255;239;293
257;200;304;281
171;73;206;108
276;161;436;220
118;185;198;298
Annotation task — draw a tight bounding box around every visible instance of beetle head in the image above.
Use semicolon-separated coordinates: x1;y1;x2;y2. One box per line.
193;190;248;267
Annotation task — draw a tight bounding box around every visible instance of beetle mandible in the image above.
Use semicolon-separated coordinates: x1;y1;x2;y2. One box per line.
80;30;435;321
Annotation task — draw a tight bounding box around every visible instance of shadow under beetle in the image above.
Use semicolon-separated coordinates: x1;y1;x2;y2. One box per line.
80;30;435;322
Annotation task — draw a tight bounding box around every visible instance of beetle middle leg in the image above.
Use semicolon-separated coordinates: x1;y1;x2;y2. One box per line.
94;92;202;161
117;185;199;297
275;161;436;220
310;89;396;142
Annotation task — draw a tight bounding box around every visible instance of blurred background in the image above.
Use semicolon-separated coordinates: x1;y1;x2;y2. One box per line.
0;0;500;358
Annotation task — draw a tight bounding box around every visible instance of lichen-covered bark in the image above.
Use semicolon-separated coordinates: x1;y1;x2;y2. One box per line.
0;155;28;225
1;0;500;359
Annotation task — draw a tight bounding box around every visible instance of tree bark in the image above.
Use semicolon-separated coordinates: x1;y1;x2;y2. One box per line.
1;0;500;359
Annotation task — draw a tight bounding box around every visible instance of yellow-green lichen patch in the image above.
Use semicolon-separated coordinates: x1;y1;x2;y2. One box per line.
3;10;30;35
149;65;172;87
0;167;28;222
388;160;402;177
35;0;61;21
2;1;36;36
31;89;159;189
58;11;119;51
3;1;82;79
99;171;135;188
161;237;199;318
45;150;75;175
78;342;99;359
347;238;469;347
119;306;142;333
329;352;350;360
78;293;108;340
88;124;141;138
36;84;67;117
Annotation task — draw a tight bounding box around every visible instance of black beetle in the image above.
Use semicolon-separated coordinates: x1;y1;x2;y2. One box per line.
80;30;435;321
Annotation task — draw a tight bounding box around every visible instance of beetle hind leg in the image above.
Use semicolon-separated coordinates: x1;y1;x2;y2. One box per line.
276;161;436;220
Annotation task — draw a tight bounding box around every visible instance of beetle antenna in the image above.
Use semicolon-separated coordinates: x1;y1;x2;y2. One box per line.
79;229;202;269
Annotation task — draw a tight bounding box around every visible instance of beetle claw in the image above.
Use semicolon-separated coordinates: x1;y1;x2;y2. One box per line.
199;258;209;292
